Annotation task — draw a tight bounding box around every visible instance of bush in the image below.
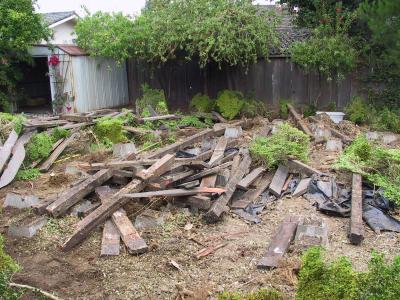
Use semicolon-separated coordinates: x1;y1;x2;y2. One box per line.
94;117;127;144
218;288;284;300
296;247;400;300
241;99;269;118
215;90;244;120
371;107;400;133
0;113;26;135
190;93;214;113
25;132;53;163
0;234;22;300
279;99;291;119
51;127;70;141
345;96;370;125
250;123;310;169
335;135;400;204
15;168;41;181
178;116;207;128
137;84;168;116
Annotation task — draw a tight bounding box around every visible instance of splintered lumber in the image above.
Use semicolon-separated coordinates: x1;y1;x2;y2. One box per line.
101;220;121;256
60;114;92;123
212;111;227;123
287;104;313;137
24;119;69;128
160;170;195;188
287;159;323;176
309;116;352;144
140;114;179;122
269;165;289;197
59;122;92;130
208;136;227;167
112;209;148;254
237;167;265;190
292;178;311;197
349;173;364;245
182;161;233;183
0;130;18;173
124;187;225;199
231;174;272;209
136;154;175;180
39;132;79;172
0;131;35;189
257;216;300;269
205;153;252;222
61;154;174;252
46;169;113;217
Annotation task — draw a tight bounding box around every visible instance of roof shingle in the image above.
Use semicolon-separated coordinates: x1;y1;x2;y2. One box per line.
42;11;76;25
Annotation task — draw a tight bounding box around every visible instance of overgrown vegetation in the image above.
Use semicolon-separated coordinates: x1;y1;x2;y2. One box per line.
0;113;25;135
190;93;214;113
250;123;310;169
215;90;244;120
335;135;400;204
137;84;168;117
296;247;400;300
218;288;283;300
279;99;291;119
178;116;207;128
25;132;53;163
15;168;41;181
93;117;127;145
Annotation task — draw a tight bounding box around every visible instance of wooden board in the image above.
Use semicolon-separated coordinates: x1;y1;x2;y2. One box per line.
46;169;113;217
140;114;179;122
287;104;313;137
62;154;174;251
287;159;323;176
269;165;289;197
39;132;79;172
231;174;272;209
257;216;300;269
0;130;18;174
136;154;175;180
208;136;227;167
237;167;265;190
124;187;225;199
60;114;93;123
182;161;232;183
101;220;121;256
292;178;311;197
349;173;364;245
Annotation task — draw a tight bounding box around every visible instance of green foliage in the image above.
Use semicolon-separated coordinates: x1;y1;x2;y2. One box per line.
190;93;214;113
75;0;279;68
51;127;70;141
371;107;400;133
94;117;127;144
15;168;41;181
335;135;400;204
178;116;207;128
303;104;317;118
241;99;269;118
25;132;53;163
137;84;168;116
250;123;310;169
0;113;25;135
279;99;291;119
296;247;400;300
0;0;50;112
345;96;370;124
215;90;244;120
218;288;283;300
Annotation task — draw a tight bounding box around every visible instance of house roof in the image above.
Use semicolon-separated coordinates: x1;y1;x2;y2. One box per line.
56;45;87;56
42;11;77;26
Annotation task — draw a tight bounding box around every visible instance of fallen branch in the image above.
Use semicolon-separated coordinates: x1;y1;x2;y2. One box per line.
9;283;64;300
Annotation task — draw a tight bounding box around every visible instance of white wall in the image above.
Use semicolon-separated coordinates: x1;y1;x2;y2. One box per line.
50;20;77;44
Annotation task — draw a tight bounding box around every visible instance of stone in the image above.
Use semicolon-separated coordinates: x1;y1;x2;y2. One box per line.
8;217;48;238
3;193;40;209
313;124;331;141
65;165;88;176
325;139;343;152
112;143;136;159
271;120;284;134
224;126;243;138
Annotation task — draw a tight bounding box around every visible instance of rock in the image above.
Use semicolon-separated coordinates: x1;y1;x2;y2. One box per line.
325;139;343;152
271;120;284;134
65;165;88;176
224;126;243;138
3;193;40;209
112;143;136;159
8;217;48;238
314;124;332;141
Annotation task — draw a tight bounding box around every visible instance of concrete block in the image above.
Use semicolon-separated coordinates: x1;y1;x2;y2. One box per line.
201;138;217;152
224;126;243;138
295;220;328;250
8;217;48;238
3;193;40;209
325;139;343;152
112;143;136;159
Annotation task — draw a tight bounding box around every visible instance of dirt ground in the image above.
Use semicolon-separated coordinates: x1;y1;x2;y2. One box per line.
1;120;399;300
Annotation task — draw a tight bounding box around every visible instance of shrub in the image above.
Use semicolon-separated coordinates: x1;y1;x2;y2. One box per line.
15;168;41;181
241;99;269;118
25;132;53;163
303;104;317;117
51;127;70;142
190;93;214;113
137;84;168;116
296;247;400;300
279;99;291;119
93;117;127;144
250;123;310;169
178;116;206;128
215;90;244;120
345;96;370;125
0;113;26;135
218;288;284;300
371;107;400;133
335;135;400;204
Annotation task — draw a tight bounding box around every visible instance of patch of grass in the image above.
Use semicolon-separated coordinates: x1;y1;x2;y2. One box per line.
93;117;127;144
218;288;284;300
25;132;53;163
215;90;244;120
250;123;310;169
178;116;207;128
296;247;400;300
371;107;400;133
335;135;400;204
190;93;214;113
15;168;41;181
0;113;26;135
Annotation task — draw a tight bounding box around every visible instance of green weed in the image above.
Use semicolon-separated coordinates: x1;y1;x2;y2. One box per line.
15;168;41;181
241;99;269;118
25;132;53;163
0;113;25;135
190;93;214;113
345;96;370;125
51;127;70;141
178;116;207;128
93;117;127;144
137;84;169;116
218;288;284;300
215;90;244;120
279;99;291;119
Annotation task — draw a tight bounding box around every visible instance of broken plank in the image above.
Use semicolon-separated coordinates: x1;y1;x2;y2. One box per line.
112;209;148;255
182;161;233;183
59;122;92;130
124;187;225;199
101;220;121;256
257;216;300;269
136;154;175;180
292;178;311;197
208;136;227;167
60;114;93;123
39;132;79;172
231;174;272;209
269;165;289;198
205;152;252;222
237;167;265;190
140;114;179;122
287;104;313;137
186;195;212;210
212;111;227;123
287;159;323;176
0;130;18;174
24;119;69;128
61;154;175;252
349;173;364;245
159;169;195;188
195;242;227;259
46;169;113;217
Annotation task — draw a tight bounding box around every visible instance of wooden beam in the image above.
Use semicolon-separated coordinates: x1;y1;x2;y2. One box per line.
61;154;174;251
257;216;300;269
287;159;323;176
182;161;233;183
349;173;364;245
231;174;272;209
287;104;313;137
136;154;175;180
140;114;179;122
0;130;18;174
60;114;93;123
124;187;225;199
292;178;311;197
208;136;227;167
159;169;195;188
269;165;289;197
46;169;113;217
101;220;121;256
237;167;265;190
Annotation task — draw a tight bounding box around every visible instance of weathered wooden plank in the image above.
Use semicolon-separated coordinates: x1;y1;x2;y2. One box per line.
24;119;69;128
182;161;233;183
257;216;300;269
309;116;352;144
140;114;179;122
231;174;272;209
205;152;252;222
208;136;227;167
292;178;311;197
186;195;212;210
124;187;225;199
269;165;289;197
0;131;35;189
287;159;323;176
60;114;93;123
39;132;79;172
0;130;18;174
59;122;92;130
101;220;121;256
237;167;265;190
349;173;364;245
287;104;313;137
159;169;194;188
46;169;113;217
61;154;174;251
136;154;175;180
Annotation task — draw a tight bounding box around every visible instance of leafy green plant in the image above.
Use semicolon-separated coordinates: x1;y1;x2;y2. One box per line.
137;84;168;116
303;104;317;117
335;135;400;204
250;123;310;169
51;127;70;141
190;93;214;113
371;107;400;133
25;132;53;163
15;168;41;181
345;96;370;125
241;99;269;118
178;116;206;128
279;99;291;119
0;113;26;135
215;90;244;120
93;117;127;144
218;288;283;300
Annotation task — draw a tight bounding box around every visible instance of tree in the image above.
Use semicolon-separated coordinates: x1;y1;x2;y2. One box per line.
0;0;50;111
75;0;280;68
